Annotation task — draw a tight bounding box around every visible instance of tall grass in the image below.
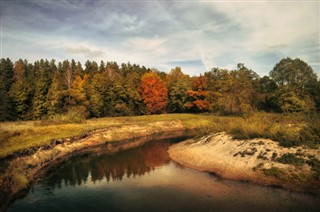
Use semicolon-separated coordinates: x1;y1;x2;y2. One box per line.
225;112;319;147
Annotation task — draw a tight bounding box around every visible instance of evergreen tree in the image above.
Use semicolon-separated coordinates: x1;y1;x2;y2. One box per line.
9;59;33;120
0;58;14;120
32;59;53;119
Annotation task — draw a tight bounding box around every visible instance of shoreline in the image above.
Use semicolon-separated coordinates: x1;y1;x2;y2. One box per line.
168;132;320;195
0;120;188;211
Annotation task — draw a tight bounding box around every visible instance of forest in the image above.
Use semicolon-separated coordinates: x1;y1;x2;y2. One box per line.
0;57;319;122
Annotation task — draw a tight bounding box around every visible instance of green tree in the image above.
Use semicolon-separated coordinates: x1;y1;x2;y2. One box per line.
9;59;34;120
0;58;14;120
270;58;318;112
257;76;278;111
87;73;107;117
124;72;145;115
205;64;260;114
166;67;192;113
270;58;317;94
32;59;54;119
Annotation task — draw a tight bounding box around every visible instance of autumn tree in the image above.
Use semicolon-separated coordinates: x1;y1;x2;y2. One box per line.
139;72;168;114
186;75;210;112
71;74;89;116
48;60;89;116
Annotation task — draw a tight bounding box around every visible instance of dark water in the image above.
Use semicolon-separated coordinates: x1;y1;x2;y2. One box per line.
8;137;320;212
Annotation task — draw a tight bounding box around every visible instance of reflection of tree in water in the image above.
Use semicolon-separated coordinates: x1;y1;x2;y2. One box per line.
42;138;177;189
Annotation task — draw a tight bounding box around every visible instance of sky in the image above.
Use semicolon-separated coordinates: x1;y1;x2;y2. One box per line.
1;0;319;77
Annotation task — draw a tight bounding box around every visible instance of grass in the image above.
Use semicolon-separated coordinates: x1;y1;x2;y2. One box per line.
225;112;320;148
0;114;214;159
1;112;319;159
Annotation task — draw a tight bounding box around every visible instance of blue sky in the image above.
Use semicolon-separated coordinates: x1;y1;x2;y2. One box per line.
1;0;319;77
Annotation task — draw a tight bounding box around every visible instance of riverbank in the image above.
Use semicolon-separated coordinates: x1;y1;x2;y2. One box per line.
1;112;319;210
168;132;320;194
0;120;189;211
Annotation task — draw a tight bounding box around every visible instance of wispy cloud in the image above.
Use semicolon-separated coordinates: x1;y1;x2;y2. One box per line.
1;0;319;77
66;46;105;59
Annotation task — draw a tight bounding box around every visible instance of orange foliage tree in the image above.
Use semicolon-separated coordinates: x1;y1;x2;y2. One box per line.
186;75;210;112
139;72;168;114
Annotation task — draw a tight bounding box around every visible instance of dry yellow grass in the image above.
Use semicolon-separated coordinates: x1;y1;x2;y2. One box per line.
1;112;317;159
0;114;213;158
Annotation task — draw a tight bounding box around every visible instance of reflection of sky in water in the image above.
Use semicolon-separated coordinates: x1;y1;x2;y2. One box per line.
9;138;320;212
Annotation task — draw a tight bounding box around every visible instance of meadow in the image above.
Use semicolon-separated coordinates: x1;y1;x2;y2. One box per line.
1;112;319;159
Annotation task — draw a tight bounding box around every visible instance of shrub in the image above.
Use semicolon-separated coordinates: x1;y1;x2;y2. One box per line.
299;117;320;148
263;167;287;180
42;107;87;125
277;153;305;166
306;158;320;180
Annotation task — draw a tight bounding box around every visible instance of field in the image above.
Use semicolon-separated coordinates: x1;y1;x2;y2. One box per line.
0;112;319;159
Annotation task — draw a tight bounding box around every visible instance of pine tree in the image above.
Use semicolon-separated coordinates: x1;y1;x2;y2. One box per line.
32;59;53;119
9;59;33;120
0;58;14;120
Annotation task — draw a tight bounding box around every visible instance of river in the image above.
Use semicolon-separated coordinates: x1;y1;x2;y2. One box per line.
7;137;320;211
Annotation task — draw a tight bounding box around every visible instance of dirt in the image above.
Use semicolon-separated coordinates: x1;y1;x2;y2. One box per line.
168;132;320;194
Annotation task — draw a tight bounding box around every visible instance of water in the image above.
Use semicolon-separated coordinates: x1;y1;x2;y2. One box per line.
8;137;320;211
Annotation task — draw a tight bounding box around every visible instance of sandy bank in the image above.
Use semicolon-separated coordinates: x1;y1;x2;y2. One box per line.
168;132;320;194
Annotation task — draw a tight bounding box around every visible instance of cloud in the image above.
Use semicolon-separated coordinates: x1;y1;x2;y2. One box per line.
66;46;105;59
1;0;319;76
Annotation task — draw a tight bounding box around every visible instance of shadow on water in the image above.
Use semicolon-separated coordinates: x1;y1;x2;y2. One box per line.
43;138;175;188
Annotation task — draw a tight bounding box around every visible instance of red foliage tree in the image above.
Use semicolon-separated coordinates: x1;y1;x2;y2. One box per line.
186;75;210;112
139;72;168;114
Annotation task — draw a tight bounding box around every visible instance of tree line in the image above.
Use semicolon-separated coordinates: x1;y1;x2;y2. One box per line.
0;57;319;121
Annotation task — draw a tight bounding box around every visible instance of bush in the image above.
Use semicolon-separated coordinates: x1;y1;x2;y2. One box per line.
277;153;305;166
306;158;320;180
41;107;87;125
262;167;287;180
299;117;320;148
